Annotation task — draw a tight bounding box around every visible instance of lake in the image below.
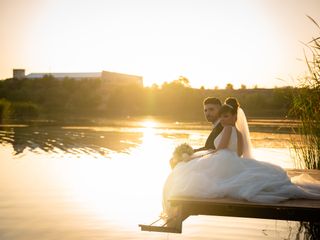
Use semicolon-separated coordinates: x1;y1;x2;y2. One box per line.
0;119;308;239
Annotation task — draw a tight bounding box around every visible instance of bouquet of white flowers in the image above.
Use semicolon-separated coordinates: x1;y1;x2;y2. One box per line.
170;143;194;169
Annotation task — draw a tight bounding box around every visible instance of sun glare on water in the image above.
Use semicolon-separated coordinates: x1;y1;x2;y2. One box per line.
53;121;171;228
141;120;157;129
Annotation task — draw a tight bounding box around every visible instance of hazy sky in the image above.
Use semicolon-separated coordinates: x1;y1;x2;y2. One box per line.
0;0;319;88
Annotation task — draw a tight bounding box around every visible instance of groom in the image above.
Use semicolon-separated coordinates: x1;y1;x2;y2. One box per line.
194;97;223;152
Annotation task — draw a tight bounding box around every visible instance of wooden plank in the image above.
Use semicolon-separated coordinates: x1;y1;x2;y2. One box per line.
287;169;320;181
170;197;320;222
139;224;182;233
139;207;184;233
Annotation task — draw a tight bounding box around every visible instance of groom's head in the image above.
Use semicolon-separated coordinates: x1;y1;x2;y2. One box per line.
203;97;222;123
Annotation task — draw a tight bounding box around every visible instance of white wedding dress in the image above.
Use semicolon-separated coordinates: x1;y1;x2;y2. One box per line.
163;127;320;214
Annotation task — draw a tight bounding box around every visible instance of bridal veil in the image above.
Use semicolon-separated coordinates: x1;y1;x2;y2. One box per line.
236;107;253;158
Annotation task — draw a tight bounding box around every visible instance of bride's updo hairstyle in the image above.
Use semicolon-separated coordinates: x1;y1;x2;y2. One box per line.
225;97;240;114
219;104;237;115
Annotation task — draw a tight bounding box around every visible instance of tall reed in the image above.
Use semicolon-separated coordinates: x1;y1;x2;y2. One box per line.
290;16;320;170
290;17;320;240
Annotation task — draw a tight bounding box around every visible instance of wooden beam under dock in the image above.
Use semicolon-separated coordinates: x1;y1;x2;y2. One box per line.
140;169;320;233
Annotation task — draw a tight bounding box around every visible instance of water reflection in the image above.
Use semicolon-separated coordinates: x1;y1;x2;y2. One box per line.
0;121;296;157
0;122;303;239
0;126;144;156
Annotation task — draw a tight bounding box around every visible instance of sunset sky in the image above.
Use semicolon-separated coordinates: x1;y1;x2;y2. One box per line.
0;0;319;88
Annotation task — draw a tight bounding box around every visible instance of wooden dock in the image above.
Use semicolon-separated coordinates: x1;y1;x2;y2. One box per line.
139;169;320;233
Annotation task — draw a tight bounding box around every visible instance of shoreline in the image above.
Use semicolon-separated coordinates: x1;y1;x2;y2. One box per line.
0;117;301;134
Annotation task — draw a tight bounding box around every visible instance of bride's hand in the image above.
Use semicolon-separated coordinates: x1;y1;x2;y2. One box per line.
170;157;180;169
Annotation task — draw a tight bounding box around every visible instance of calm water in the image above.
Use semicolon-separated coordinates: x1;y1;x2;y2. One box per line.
0;120;306;239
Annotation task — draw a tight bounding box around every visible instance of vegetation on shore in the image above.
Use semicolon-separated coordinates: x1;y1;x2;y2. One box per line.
0;98;40;122
290;16;320;170
0;75;293;123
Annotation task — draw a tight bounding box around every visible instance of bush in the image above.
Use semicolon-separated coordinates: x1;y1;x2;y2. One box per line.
0;99;40;121
10;102;40;120
0;98;11;122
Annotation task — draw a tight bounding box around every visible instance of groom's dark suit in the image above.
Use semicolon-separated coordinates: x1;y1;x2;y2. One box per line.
194;122;223;152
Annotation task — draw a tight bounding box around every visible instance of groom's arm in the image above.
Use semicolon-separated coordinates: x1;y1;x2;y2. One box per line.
194;146;215;152
194;146;206;152
194;128;216;152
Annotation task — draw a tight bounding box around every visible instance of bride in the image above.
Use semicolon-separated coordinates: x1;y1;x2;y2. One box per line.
163;98;320;217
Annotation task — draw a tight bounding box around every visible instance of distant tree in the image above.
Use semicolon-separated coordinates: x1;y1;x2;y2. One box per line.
42;74;55;80
200;86;205;90
225;83;234;90
253;84;258;89
214;85;219;90
240;84;247;90
162;76;191;89
151;83;159;89
177;76;190;87
161;81;168;89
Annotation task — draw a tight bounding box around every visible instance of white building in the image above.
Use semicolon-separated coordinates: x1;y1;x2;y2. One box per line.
12;69;143;86
25;72;101;80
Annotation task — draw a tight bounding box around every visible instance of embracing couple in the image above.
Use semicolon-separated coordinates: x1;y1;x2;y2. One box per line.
170;96;252;169
195;97;251;156
163;96;320;218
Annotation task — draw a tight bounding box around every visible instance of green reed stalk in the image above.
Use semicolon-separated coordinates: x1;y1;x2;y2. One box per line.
290;16;320;170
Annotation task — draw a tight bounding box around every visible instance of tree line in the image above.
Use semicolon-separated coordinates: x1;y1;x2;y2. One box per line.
0;75;294;122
